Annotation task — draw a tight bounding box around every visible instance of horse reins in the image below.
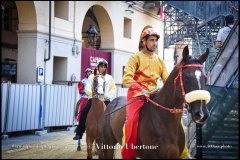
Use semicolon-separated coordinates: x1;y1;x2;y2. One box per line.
105;63;204;115
145;63;203;114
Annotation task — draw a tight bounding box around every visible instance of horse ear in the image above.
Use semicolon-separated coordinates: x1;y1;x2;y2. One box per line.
198;48;209;64
182;45;189;62
94;68;98;76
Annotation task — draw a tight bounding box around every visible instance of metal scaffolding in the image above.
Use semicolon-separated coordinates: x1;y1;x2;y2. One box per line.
163;1;238;72
163;1;239;158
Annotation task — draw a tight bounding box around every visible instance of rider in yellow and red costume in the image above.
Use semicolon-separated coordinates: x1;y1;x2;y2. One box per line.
121;27;191;159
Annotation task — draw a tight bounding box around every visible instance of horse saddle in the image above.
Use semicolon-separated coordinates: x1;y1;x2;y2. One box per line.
105;96;127;116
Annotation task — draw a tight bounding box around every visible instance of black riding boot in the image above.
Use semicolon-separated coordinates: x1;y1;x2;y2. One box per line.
73;99;92;140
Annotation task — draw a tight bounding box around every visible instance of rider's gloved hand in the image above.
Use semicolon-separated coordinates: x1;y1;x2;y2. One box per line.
141;89;150;97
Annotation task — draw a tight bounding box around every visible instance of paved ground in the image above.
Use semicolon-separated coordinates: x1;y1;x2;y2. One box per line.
1;130;122;159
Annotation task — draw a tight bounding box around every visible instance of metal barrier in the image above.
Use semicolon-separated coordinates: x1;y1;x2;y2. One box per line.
116;86;128;97
1;83;128;133
1;83;43;132
1;83;78;133
1;83;9;133
44;84;77;127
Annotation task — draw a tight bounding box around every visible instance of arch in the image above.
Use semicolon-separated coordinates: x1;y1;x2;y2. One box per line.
82;5;114;49
15;1;37;30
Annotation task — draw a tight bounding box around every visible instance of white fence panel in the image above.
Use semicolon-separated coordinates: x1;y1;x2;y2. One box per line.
1;83;77;133
6;84;41;132
44;84;76;127
1;83;8;133
117;87;128;97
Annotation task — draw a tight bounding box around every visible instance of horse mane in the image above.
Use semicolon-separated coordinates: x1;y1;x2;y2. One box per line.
93;68;100;95
153;54;204;108
153;55;198;107
94;68;98;76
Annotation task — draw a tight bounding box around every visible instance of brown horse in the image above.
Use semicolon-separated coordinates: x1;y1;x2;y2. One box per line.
85;70;106;159
102;46;211;158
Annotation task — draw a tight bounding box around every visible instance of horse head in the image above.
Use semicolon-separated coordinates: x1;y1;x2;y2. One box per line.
174;45;210;124
93;68;105;101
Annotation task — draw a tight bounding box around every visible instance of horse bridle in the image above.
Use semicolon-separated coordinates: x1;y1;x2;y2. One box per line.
145;63;203;114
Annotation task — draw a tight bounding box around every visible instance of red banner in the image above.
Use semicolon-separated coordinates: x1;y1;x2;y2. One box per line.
81;48;111;80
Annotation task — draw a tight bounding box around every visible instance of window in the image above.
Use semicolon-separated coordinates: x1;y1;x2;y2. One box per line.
53;56;67;81
54;1;69;20
124;17;132;39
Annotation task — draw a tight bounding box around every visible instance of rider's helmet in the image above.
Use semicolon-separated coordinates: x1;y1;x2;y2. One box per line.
97;59;108;68
140;27;160;42
96;59;108;75
85;68;92;74
139;27;160;51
